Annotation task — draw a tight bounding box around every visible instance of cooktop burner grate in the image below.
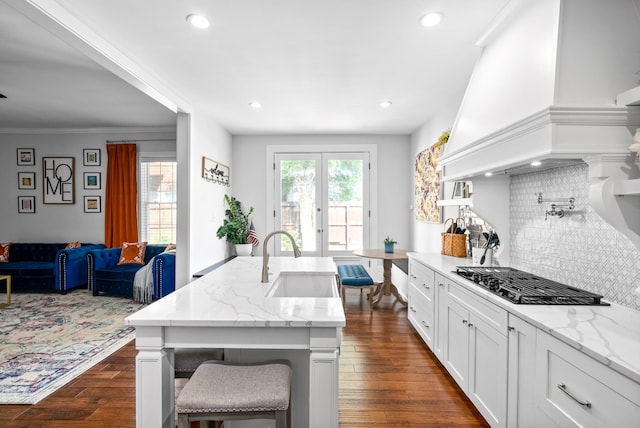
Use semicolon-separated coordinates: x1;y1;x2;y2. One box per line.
454;266;609;305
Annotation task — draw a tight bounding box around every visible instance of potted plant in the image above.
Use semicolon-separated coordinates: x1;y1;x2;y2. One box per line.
384;236;397;253
216;194;254;256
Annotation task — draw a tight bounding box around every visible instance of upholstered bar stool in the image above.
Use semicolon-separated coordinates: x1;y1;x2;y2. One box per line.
176;360;292;428
174;348;224;378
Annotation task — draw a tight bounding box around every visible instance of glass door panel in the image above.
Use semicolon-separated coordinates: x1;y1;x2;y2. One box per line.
275;154;321;255
274;151;369;257
326;158;364;252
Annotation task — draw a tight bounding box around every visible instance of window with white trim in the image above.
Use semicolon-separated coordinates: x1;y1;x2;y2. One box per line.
139;155;177;244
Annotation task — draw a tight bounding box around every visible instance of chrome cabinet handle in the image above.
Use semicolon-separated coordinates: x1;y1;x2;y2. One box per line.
421;320;429;328
410;274;417;279
557;383;592;408
410;306;417;313
507;326;515;332
422;283;430;290
468;323;473;328
438;282;444;287
462;319;468;324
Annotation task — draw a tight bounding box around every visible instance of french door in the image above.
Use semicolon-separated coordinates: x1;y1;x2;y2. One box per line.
272;152;371;257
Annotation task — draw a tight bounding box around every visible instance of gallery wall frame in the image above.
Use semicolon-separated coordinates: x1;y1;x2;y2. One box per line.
83;172;101;190
83;149;101;166
43;157;75;204
18;196;35;213
18;172;36;190
17;148;35;166
84;195;101;213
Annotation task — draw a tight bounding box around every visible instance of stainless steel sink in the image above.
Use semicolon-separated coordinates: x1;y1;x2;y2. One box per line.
265;272;338;298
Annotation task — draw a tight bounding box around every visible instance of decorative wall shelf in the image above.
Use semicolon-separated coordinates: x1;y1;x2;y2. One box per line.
617;85;640;106
437;197;473;207
613;178;640;196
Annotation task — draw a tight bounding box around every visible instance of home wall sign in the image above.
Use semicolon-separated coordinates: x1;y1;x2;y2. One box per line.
202;156;230;186
43;157;75;204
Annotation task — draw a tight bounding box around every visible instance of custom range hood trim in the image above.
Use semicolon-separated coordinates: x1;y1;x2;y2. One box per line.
438;105;640;181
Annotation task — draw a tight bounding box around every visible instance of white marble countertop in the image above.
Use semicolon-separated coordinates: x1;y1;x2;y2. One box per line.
408;251;640;384
126;256;346;328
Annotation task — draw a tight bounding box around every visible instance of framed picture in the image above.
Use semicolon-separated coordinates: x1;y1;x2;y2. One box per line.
463;181;472;198
43;157;75;204
83;149;101;166
17;148;35;166
18;196;35;213
83;172;101;190
84;195;101;213
202;156;230;186
18;172;36;190
452;181;465;199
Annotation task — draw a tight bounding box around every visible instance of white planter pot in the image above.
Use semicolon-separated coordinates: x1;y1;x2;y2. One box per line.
235;243;253;256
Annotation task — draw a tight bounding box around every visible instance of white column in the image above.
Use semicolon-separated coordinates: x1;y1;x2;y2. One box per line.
309;327;341;428
134;326;174;428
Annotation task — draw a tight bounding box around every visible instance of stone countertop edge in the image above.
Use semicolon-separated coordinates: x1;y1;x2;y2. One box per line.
407;251;640;384
126;256;346;329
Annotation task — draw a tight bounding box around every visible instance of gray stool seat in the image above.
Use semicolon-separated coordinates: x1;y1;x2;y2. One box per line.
174;348;224;378
176;360;292;428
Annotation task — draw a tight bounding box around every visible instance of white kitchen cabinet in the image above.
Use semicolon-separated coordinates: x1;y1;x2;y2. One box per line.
433;273;447;363
407;261;435;349
535;330;640;428
444;280;508;428
507;314;557;428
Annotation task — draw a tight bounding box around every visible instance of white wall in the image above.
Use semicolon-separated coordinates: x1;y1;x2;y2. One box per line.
555;0;640;105
231;134;411;255
0;129;175;243
185;110;233;276
410;108;464;253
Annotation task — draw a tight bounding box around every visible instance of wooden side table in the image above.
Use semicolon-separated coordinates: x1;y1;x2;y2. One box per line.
353;249;408;307
0;275;11;308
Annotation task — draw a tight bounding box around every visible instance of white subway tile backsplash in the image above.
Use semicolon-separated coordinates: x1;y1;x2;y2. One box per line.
510;163;640;311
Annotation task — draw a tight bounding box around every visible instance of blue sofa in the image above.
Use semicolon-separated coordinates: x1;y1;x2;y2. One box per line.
88;244;175;299
0;243;106;293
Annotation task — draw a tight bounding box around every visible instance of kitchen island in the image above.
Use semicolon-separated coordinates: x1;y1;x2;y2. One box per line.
126;256;345;428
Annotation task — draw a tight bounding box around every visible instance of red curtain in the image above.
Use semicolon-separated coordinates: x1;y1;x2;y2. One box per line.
104;144;139;248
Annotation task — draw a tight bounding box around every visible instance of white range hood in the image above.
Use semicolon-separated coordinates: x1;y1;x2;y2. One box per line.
439;0;640;181
437;0;640;254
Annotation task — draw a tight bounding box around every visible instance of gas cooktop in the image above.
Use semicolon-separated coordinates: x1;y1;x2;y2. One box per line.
454;266;609;306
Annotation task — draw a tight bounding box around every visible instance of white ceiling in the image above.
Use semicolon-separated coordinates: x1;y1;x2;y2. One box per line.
0;0;510;134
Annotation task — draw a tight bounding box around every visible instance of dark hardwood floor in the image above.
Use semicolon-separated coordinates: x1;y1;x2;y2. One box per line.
1;290;488;427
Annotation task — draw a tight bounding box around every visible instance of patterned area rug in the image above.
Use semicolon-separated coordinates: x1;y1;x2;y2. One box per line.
0;290;144;404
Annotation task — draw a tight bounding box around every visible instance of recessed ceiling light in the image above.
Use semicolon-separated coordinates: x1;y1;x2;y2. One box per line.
186;14;210;29
485;172;493;177
419;12;443;27
248;101;262;109
531;161;542;167
379;100;392;108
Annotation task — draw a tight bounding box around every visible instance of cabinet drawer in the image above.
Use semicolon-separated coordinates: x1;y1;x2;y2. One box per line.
536;330;640;428
408;283;434;348
447;279;508;334
409;261;435;300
